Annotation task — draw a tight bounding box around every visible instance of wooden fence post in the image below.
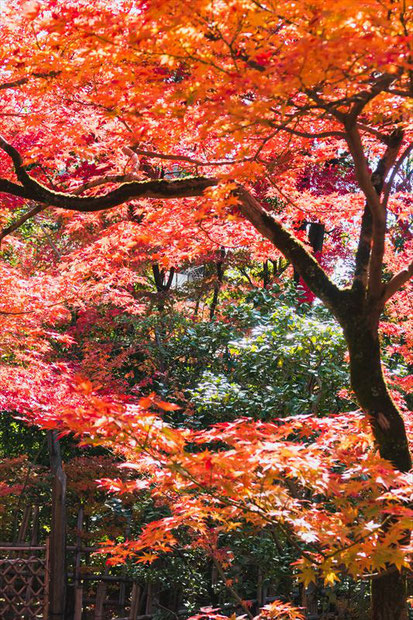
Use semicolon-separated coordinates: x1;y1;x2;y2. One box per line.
48;431;67;620
94;569;109;620
129;583;141;620
145;581;160;615
119;522;131;610
74;507;84;620
44;537;50;620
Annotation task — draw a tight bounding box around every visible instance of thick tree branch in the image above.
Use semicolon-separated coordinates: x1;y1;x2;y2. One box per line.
345;126;403;303
345;125;384;219
0;78;29;90
352;129;405;298
0;177;32;200
0;136;217;210
383;261;413;303
28;175;217;210
0;72;60;91
352;207;372;294
366;129;404;305
0;134;36;186
236;188;343;313
0;174;217;232
382;142;413;210
371;129;405;195
347;74;397;122
342;127;384;303
0;136;218;211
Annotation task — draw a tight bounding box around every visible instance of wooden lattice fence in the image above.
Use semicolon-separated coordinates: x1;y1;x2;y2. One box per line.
0;545;48;619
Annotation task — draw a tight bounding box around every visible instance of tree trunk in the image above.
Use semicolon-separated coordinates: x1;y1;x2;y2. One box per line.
343;317;411;620
371;570;408;620
152;263;175;313
344;319;411;473
209;248;225;320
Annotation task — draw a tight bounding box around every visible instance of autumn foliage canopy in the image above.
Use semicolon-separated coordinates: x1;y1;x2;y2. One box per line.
0;0;412;618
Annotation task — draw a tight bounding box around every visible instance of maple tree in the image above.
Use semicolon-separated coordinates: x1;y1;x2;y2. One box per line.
0;0;412;618
15;378;410;618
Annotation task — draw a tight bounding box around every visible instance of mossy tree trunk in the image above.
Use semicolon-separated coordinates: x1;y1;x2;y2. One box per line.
342;311;411;620
344;316;411;473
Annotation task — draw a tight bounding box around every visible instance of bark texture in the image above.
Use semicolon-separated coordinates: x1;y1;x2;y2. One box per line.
342;315;411;620
371;570;409;620
343;317;411;473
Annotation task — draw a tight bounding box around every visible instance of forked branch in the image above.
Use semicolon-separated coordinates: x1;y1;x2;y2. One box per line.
346;126;404;303
351;129;404;299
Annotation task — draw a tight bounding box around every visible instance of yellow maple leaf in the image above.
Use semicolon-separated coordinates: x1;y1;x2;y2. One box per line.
324;571;340;586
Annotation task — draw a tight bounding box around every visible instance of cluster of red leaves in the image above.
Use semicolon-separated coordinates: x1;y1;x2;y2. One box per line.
10;376;410;589
188;600;305;620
